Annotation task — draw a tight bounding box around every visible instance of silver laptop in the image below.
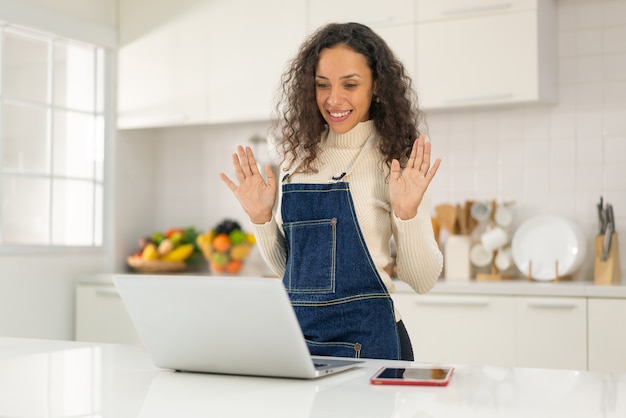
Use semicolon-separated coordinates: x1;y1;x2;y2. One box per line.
113;274;363;379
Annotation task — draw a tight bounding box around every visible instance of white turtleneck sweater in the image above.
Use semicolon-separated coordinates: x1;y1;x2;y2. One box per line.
251;121;443;320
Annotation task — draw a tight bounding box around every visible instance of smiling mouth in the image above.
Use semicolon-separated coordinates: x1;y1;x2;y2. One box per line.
328;110;351;121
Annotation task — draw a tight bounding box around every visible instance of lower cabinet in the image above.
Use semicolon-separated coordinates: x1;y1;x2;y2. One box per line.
588;298;626;373
75;284;142;346
393;292;588;370
393;293;516;367
515;297;587;371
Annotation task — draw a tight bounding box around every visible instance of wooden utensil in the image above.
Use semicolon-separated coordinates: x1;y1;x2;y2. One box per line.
436;204;457;234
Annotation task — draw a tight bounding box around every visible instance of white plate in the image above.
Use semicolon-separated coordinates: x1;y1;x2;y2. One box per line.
511;215;586;281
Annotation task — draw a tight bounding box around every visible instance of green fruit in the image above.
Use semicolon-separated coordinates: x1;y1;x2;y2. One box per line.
229;229;246;245
211;252;229;266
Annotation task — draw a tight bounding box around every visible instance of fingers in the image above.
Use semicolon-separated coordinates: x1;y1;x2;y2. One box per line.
219;172;237;192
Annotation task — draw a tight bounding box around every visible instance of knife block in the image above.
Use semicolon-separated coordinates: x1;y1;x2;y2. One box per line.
594;233;621;285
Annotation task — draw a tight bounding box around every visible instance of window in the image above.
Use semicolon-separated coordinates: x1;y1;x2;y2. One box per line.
0;23;106;247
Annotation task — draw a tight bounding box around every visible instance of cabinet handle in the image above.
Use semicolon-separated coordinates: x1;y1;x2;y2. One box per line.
416;298;490;307
526;301;577;310
441;3;513;16
444;93;513;104
95;289;121;298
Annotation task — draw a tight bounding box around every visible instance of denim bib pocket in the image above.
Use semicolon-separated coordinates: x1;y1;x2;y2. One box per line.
283;218;337;293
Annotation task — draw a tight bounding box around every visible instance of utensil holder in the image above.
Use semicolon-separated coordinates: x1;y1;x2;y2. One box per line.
594;233;621;285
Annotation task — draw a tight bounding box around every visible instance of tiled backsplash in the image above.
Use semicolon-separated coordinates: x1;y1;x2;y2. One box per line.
116;0;626;280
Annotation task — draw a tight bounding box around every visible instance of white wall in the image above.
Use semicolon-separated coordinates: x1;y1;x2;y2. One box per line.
116;0;626;283
0;0;117;340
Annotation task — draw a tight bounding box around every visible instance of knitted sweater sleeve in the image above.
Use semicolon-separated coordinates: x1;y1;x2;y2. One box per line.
392;191;443;294
250;217;287;278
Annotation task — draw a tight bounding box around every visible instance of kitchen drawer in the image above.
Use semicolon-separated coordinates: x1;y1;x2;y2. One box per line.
393;293;517;367
75;284;142;346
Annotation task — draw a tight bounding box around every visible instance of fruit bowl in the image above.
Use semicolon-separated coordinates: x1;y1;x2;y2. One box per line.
126;256;187;273
127;226;201;273
196;219;256;275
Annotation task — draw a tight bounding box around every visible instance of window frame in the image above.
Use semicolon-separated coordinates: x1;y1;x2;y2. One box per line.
0;20;114;253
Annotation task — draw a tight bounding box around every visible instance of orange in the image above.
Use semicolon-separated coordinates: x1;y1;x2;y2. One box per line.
210;260;226;273
212;233;231;253
225;259;243;274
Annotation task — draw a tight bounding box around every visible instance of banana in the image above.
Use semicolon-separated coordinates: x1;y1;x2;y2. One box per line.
161;243;194;262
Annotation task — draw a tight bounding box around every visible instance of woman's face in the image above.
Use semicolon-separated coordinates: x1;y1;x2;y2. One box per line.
315;45;375;134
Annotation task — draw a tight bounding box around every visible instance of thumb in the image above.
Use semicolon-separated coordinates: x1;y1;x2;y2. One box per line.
390;159;401;179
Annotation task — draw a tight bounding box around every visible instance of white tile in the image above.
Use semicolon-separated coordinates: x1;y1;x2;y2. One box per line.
575;110;604;137
575;163;604;192
523;139;551;166
576;55;603;83
603;53;626;81
558;2;578;32
550;138;577;165
604;0;626;26
604;26;626;53
559;31;577;57
576;83;604;109
524;166;550;193
577;29;603;55
497;113;524;140
603;137;626;164
576;136;604;164
549;190;577;218
449;167;474;196
556;84;578;110
473;139;498;168
550;111;577;138
604;109;626;136
523;111;551;140
577;0;604;29
559;56;578;84
497;138;524;168
550;164;577;192
497;168;524;201
603;163;626;190
603;80;626;108
473;166;499;194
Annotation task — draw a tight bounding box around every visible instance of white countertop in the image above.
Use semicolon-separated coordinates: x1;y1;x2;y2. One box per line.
393;278;626;298
82;273;626;298
0;337;625;417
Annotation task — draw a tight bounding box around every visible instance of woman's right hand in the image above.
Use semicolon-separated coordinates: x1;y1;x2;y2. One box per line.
219;146;277;224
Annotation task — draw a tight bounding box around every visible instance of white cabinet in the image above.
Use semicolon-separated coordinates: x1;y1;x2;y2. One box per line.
588;298;626;373
415;0;557;110
393;292;588;370
392;293;517;367
515;297;587;371
75;283;142;345
118;0;306;129
307;1;416;79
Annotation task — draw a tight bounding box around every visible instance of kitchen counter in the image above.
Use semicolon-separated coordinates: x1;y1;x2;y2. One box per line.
393;278;626;298
0;336;624;417
82;273;626;298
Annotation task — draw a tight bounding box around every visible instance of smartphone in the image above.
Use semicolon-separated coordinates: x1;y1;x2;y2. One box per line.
370;366;454;386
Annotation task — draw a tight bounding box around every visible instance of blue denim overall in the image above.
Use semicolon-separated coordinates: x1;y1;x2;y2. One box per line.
281;136;401;360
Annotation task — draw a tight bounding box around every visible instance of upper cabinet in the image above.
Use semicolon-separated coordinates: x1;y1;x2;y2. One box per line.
117;0;306;129
308;0;416;81
414;0;557;110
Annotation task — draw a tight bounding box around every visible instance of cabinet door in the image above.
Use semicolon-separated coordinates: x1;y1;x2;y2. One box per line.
75;285;143;345
308;0;415;29
515;297;587;370
204;0;306;124
118;0;212;129
392;293;516;367
588;298;626;373
118;0;307;128
416;0;538;22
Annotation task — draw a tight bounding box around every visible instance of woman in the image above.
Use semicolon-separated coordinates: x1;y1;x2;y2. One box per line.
220;22;442;361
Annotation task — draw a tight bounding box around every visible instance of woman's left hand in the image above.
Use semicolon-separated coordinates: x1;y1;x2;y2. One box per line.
389;135;441;220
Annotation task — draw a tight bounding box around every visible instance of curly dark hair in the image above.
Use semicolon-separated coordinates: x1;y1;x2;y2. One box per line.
272;22;423;173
